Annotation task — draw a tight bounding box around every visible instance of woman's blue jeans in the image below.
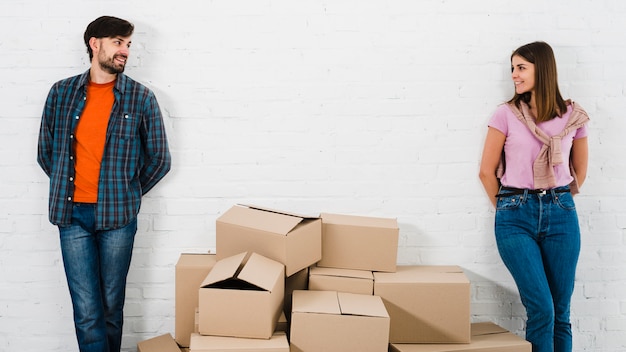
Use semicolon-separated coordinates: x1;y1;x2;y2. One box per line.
495;187;580;352
59;203;137;352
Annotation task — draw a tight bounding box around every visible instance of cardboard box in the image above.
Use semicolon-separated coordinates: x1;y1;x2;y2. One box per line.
195;307;199;334
284;266;309;321
374;265;471;343
198;252;284;339
137;333;181;352
290;290;390;352
216;204;321;276
189;332;290;352
194;307;288;334
318;212;398;272
308;266;374;295
175;253;217;347
276;311;288;333
389;322;531;352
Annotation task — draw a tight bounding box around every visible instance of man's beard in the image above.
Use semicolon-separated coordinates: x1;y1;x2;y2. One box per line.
99;53;127;74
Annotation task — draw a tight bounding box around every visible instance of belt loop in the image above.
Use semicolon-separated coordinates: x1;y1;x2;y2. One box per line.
522;188;529;201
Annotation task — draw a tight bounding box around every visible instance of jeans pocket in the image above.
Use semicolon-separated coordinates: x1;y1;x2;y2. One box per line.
496;194;523;211
554;192;576;211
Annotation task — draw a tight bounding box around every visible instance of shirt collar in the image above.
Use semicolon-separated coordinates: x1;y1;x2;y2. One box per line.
79;69;128;94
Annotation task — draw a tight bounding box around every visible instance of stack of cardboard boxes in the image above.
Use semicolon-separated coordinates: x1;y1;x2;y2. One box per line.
138;204;531;352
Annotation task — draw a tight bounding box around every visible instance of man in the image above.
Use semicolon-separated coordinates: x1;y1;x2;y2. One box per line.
37;16;171;352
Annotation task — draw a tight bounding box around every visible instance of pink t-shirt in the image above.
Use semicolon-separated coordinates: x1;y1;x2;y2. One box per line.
488;103;588;189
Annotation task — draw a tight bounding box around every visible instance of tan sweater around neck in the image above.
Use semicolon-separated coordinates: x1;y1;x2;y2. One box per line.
497;100;590;194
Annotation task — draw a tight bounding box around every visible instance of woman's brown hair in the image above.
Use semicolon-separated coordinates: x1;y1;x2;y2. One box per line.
508;41;567;122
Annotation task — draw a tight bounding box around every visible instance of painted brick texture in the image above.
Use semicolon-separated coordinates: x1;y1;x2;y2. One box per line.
1;1;625;351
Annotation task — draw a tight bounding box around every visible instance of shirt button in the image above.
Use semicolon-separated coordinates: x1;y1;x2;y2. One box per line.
75;116;80;120
69;177;74;181
70;156;74;160
70;134;74;139
68;197;72;201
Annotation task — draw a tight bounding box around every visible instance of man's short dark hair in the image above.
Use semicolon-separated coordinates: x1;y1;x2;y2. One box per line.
84;16;134;60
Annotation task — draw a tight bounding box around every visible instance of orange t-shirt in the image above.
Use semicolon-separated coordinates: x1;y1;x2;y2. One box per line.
73;80;115;203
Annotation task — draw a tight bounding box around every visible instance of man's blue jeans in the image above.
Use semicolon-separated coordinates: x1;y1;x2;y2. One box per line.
59;203;137;352
495;187;580;352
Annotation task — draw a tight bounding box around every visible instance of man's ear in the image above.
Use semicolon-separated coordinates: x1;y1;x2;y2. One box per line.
89;37;100;54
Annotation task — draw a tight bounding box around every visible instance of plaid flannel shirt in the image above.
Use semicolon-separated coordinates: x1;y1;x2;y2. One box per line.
37;70;171;230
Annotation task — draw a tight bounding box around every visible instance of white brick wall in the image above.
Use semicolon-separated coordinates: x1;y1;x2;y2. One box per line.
1;0;625;351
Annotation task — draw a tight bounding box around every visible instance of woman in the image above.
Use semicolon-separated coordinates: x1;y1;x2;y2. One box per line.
479;41;589;352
